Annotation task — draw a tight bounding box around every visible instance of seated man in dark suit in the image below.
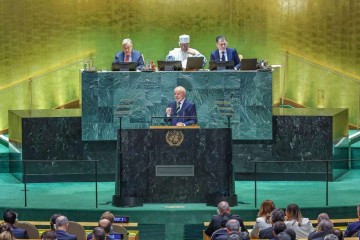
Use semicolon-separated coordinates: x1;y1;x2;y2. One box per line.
210;36;241;70
91;227;106;240
113;38;144;71
3;209;29;239
344;204;360;237
55;215;77;240
165;86;197;126
205;201;248;238
259;208;285;239
308;219;334;240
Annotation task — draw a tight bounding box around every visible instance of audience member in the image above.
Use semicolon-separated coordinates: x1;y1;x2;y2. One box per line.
332;229;343;240
210;35;241;70
166;34;207;69
2;209;29;239
205;201;248;237
324;233;339;240
113;38;144;71
308;219;334;240
41;230;57;240
259;208;285;239
0;231;15;240
91;227;106;240
87;219;113;240
55;215;77;240
275;232;292;240
50;213;62;230
211;215;232;240
344;204;360;237
317;213;330;224
285;204;314;239
251;199;275;238
284;229;296;240
273;221;287;236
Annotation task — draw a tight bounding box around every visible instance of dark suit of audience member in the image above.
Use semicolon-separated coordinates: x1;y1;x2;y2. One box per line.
205;201;247;237
344;204;360;237
259;208;286;239
210;36;241;70
3;209;29;239
113;38;144;70
55;215;77;240
308;219;334;240
165;86;197;126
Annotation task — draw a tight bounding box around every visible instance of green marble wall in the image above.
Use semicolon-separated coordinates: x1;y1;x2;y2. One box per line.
1;0;360;130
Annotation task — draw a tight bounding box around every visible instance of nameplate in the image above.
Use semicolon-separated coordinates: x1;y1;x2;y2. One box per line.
156;165;194;176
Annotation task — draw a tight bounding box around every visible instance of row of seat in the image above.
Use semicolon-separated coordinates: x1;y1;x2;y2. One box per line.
14;221;138;240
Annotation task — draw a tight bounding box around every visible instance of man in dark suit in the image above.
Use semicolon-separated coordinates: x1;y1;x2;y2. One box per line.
344;204;360;237
113;38;144;70
205;201;248;238
308;219;334;240
165;86;197;126
3;209;29;239
55;215;77;240
210;35;241;70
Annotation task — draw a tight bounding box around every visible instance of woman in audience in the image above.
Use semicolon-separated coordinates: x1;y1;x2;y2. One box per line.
285;204;314;239
251;200;275;238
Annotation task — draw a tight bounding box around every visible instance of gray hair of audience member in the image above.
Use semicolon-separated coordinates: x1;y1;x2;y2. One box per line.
217;201;230;215
271;208;285;224
0;230;15;240
317;213;330;223
98;219;112;234
41;230;57;240
92;227;106;240
324;233;339;240
226;219;240;232
275;232;291;240
55;215;69;228
273;221;287;235
357;204;360;213
318;219;334;232
284;229;296;240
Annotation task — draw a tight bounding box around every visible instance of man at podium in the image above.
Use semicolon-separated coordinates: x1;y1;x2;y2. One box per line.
165;86;197;126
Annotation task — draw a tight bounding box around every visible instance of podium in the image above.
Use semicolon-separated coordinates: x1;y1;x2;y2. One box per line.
112;127;237;207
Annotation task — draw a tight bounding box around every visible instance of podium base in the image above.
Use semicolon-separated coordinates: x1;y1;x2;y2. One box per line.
112;195;144;207
206;194;238;207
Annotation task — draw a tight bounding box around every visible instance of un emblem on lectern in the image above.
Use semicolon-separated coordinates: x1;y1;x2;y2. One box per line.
166;130;184;146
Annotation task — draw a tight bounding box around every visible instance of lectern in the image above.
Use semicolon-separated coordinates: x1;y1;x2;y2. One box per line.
112;127;237;207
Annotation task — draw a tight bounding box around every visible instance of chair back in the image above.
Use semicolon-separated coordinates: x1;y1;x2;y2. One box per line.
15;221;40;239
67;221;86;240
111;225;129;240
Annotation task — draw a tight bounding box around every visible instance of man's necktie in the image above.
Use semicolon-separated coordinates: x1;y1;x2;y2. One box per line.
221;51;226;61
125;55;130;62
176;102;180;115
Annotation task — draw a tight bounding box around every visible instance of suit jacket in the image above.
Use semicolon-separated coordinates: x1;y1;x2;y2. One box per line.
164;99;197;126
344;220;360;237
308;230;333;240
210;48;241;70
11;226;29;239
205;213;247;237
259;226;274;239
55;230;77;240
113;50;144;70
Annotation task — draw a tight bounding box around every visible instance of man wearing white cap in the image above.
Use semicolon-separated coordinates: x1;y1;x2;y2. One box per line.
166;34;207;69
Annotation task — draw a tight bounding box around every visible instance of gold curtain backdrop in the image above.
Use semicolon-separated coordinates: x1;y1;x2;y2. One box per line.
0;0;359;130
